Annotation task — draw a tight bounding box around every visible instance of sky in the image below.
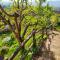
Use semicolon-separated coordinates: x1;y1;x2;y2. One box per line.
0;0;60;8
47;0;60;8
0;0;13;7
1;0;60;2
47;0;60;1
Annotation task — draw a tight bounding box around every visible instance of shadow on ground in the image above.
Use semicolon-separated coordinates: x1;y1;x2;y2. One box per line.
32;35;56;60
32;48;56;60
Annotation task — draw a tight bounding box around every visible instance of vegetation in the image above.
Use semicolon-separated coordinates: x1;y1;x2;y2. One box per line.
0;0;60;60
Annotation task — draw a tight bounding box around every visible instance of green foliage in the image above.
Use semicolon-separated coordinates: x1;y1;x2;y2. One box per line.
0;0;59;60
25;52;32;60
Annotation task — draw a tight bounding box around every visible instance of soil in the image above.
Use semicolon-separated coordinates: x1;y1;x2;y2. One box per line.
33;31;60;60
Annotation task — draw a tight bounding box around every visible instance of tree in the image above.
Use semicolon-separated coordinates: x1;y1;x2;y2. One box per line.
0;0;53;60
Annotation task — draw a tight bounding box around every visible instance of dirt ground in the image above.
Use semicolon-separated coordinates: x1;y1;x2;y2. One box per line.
33;31;60;60
50;31;60;60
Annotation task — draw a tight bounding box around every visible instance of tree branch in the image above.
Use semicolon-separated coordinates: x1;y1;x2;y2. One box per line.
0;15;7;25
22;23;30;38
21;32;33;47
20;44;33;60
22;22;38;38
17;0;20;9
8;46;21;60
0;5;15;17
7;29;41;60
